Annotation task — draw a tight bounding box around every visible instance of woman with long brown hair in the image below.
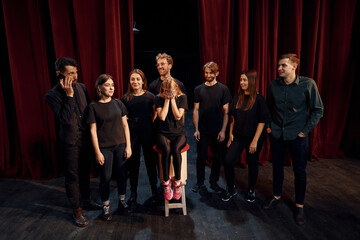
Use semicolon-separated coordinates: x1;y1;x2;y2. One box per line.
121;69;158;209
155;77;188;201
222;70;271;202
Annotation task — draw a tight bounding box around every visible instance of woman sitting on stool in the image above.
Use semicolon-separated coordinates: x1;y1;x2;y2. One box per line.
155;77;188;201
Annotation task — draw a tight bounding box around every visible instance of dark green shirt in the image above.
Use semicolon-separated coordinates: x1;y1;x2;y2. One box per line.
267;76;324;140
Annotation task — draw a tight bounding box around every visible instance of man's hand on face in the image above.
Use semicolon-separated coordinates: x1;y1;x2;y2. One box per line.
60;75;74;97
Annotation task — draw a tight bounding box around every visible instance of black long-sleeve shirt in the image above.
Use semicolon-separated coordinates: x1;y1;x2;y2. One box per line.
267;76;324;140
45;83;90;144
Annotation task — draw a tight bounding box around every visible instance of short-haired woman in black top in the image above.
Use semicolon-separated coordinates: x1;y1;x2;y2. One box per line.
121;69;158;209
87;74;132;221
155;78;188;201
222;70;271;202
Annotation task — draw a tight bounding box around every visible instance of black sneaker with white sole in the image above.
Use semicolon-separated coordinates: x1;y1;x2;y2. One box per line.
102;205;112;221
246;189;256;203
221;189;237;201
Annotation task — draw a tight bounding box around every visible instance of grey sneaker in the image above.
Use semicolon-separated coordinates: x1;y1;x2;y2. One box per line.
102;205;112;221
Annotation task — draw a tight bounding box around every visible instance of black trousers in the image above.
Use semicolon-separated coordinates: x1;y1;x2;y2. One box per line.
60;133;91;209
156;134;187;181
270;134;308;204
127;128;158;195
196;133;225;184
99;144;127;202
223;135;264;191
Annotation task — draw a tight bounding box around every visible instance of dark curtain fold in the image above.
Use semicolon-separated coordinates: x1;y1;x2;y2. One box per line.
198;0;358;162
0;0;133;179
198;0;232;84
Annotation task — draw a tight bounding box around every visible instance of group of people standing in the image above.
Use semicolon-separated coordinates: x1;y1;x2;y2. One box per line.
45;52;323;227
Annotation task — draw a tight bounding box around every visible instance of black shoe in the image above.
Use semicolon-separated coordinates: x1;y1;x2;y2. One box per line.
210;182;225;194
127;192;137;211
221;189;237;202
246;189;256;203
127;192;137;205
191;182;206;193
295;207;306;225
81;198;102;210
102;205;112;221
263;197;281;209
118;199;130;215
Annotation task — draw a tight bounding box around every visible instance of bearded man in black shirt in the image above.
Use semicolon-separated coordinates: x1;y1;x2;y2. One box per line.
191;62;232;194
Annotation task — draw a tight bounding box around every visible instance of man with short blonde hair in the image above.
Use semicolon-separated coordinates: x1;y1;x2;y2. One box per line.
148;53;185;95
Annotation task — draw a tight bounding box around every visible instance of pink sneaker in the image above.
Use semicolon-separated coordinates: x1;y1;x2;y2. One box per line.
163;180;173;200
173;179;182;200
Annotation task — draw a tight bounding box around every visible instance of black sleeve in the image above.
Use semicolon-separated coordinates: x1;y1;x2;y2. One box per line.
45;91;77;125
178;81;186;95
148;80;158;95
154;95;163;109
86;103;96;124
116;99;128;116
222;85;232;105
193;86;200;103
178;94;188;110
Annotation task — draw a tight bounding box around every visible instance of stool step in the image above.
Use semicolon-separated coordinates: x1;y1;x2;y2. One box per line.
164;185;187;217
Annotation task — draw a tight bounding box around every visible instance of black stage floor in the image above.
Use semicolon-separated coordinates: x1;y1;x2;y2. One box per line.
1;112;359;240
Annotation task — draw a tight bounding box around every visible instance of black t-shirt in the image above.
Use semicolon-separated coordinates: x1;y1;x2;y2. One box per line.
148;77;186;95
86;99;128;148
194;82;232;134
229;94;271;138
154;94;188;136
121;91;155;129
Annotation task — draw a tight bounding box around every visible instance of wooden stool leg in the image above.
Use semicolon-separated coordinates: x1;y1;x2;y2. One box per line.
181;185;187;215
165;199;170;217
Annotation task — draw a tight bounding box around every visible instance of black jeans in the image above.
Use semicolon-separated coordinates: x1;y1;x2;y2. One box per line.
60;133;91;210
156;134;187;181
223;135;264;191
270;134;308;204
128;128;158;195
99;144;127;202
196;133;225;184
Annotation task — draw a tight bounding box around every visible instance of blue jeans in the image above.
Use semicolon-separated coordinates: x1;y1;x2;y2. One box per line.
99;144;127;202
270;134;308;204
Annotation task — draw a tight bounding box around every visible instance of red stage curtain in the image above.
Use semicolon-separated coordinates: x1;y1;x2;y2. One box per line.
0;0;133;179
198;0;358;163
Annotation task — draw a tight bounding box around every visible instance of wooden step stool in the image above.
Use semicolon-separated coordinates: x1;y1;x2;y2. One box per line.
153;144;189;217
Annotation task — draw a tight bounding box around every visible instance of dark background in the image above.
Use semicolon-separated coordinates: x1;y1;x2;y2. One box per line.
133;0;201;106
